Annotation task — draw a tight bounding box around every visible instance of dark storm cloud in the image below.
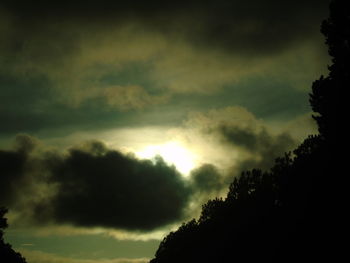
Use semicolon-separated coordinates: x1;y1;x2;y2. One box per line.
0;134;37;205
220;125;296;171
0;136;192;231
44;141;191;231
0;146;26;204
189;164;226;194
187;106;298;180
0;0;329;55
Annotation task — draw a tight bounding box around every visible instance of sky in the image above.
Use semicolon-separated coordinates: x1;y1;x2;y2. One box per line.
0;0;330;262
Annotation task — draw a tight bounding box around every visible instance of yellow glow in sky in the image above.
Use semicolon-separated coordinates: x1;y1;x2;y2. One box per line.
136;141;197;175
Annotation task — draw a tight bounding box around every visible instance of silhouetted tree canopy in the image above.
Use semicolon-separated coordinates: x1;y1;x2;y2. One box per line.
150;1;342;262
310;0;348;142
0;207;27;263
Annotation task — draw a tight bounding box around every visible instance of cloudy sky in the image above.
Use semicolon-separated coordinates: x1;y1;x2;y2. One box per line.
1;0;330;262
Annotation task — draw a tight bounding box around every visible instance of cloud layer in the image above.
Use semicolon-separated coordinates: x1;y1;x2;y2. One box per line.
185;106;298;174
1;0;328;55
1;109;300;232
1;135;191;231
0;0;329;147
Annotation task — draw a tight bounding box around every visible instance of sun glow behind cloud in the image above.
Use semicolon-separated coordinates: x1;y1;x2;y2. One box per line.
136;141;197;176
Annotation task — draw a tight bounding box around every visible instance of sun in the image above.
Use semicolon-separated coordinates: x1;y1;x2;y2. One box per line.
135;141;197;175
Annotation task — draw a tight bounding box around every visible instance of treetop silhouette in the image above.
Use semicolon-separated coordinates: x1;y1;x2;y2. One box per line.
0;207;27;263
310;0;348;142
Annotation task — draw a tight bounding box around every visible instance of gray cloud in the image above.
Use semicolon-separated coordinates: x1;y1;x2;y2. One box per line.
0;105;306;233
0;0;328;55
0;134;39;206
0;145;26;205
0;0;329;137
220;125;296;172
44;141;190;230
189;164;226;194
187;163;231;213
186;106;298;177
0;135;192;231
4;132;291;232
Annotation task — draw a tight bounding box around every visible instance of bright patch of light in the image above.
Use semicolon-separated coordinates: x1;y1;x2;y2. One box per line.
136;141;197;176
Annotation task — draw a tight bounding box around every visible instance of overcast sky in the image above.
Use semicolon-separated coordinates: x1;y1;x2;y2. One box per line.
1;1;330;262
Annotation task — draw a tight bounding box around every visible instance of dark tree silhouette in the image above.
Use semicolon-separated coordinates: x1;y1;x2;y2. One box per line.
0;207;27;263
310;0;348;143
150;1;343;262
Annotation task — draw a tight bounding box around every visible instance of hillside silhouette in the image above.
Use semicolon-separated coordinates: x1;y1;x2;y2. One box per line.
150;1;344;262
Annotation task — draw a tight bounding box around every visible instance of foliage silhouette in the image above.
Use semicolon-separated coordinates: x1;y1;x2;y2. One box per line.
0;207;27;263
310;0;347;143
150;1;343;262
